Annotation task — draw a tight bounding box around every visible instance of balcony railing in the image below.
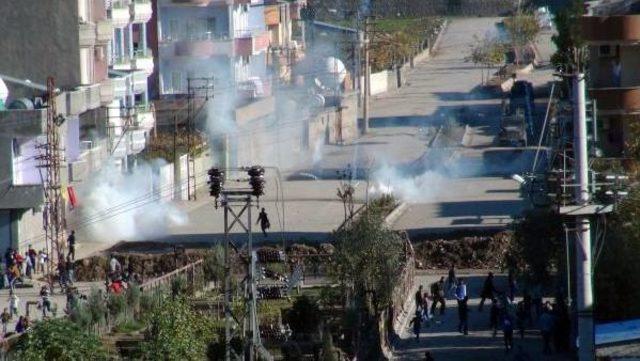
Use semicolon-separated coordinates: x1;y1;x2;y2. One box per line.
581;15;640;43
130;0;152;23
589;86;640;113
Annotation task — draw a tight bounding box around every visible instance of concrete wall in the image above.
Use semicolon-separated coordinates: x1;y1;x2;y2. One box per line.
16;208;45;254
307;91;359;148
0;0;81;96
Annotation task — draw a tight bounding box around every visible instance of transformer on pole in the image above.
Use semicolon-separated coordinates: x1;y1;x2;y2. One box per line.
209;166;272;361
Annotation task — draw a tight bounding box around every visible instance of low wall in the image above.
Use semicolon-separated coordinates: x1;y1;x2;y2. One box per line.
360;20;449;96
307;91;359;148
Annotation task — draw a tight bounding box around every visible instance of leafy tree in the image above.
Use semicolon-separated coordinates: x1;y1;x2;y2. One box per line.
141;297;215;360
321;325;338;361
551;0;586;73
508;208;564;286
503;13;541;65
595;188;640;321
13;319;108;361
467;34;506;84
287;295;321;335
331;212;405;315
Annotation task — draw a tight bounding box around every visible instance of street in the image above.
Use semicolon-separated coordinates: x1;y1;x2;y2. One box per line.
395;271;570;361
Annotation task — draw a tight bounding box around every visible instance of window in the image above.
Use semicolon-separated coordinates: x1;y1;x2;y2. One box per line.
168;20;179;40
207;17;217;35
598;45;619;58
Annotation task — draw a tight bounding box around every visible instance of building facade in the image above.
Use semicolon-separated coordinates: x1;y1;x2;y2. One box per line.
154;0;271;98
581;1;640;155
0;0;157;254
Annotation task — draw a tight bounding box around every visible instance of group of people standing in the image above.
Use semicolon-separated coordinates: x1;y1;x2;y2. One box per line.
409;266;571;357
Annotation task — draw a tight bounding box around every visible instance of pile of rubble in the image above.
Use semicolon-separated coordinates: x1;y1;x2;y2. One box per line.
74;251;204;282
413;232;512;269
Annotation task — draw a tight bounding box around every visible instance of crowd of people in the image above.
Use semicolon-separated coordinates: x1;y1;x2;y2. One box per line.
409;266;572;359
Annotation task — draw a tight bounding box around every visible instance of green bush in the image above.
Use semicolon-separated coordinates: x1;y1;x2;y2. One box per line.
13;319;108;361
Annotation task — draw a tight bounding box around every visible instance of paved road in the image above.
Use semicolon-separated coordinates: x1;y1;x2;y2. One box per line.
395;271;571;361
374;17;557;237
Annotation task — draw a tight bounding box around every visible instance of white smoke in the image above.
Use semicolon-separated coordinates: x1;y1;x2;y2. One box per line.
74;160;187;243
369;163;449;203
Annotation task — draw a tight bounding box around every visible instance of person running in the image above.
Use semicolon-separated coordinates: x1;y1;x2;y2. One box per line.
502;313;514;352
457;296;469;335
430;277;446;316
67;230;76;261
479;272;496;311
27;245;37;274
409;311;422;341
489;298;500;337
256;208;270;237
40;285;52;318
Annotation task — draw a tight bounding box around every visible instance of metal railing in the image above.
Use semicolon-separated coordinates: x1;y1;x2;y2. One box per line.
139;259;204;294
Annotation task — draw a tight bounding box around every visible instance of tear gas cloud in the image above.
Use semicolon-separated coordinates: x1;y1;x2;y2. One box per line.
75;160;187;243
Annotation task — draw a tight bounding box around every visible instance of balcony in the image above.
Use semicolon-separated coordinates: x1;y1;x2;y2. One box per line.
134;106;155;129
83;83;102;110
79;22;97;47
130;0;152;23
100;79;115;105
132;49;154;75
174;35;234;57
589;87;640;114
132;70;148;93
113;58;133;71
111;3;131;28
96;19;114;44
234;31;270;57
581;15;640;43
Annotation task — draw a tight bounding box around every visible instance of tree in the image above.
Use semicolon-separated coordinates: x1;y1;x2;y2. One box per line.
287;295;322;336
551;0;586;73
141;297;216;360
467;34;506;84
595;188;640;321
331;212;405;315
508;208;564;286
503;14;541;65
13;319;108;361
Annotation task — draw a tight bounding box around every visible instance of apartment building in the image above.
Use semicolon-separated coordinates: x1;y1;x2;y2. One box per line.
105;0;156;167
153;0;276;99
0;0;115;254
581;0;640;155
0;0;157;253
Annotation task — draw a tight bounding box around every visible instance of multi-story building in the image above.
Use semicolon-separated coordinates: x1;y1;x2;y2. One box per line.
581;0;640;155
0;0;157;254
105;0;156;167
152;0;272;98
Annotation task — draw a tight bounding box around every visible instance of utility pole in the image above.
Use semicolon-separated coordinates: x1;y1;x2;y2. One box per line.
210;166;271;361
38;77;66;290
362;16;371;135
186;77;215;201
573;73;594;361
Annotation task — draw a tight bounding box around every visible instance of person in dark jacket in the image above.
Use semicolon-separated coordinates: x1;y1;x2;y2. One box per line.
457;296;469;335
430;277;446;316
479;272;496;311
409;312;422;341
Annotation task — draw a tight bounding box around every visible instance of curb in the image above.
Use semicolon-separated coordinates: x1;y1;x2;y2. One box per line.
385;202;408;227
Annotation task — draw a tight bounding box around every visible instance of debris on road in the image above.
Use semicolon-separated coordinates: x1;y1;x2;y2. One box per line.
414;232;512;269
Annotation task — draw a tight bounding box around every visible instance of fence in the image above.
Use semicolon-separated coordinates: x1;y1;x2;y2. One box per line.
139;258;204;295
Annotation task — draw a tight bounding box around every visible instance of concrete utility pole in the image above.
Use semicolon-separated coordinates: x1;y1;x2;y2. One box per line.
362;16;371;134
573;73;594;361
